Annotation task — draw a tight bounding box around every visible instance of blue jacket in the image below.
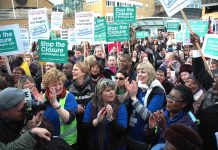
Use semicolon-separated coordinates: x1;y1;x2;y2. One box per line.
44;92;78;136
83;101;128;150
128;86;165;143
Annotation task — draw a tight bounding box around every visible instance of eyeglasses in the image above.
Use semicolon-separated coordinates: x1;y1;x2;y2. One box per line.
166;94;184;103
115;76;125;80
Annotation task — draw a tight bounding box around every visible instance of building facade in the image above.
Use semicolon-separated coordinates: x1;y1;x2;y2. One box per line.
84;0;155;22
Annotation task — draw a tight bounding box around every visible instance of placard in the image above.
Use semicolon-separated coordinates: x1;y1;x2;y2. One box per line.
39;39;68;63
51;12;63;30
75;12;94;42
94;17;107;42
159;0;194;17
202;34;218;60
0;24;24;56
28;8;49;41
106;24;130;42
114;6;136;22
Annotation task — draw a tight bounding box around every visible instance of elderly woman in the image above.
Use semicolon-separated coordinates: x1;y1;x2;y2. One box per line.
125;62;166;150
147;85;199;150
69;62;95;149
42;68;78;147
83;78;128;150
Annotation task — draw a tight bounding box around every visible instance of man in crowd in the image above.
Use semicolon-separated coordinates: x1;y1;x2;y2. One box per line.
0;87;51;149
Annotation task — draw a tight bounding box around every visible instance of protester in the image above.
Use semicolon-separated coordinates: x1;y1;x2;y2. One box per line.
164;124;203;150
145;85;198;149
115;70;129;103
125;62;166;150
45;62;57;72
69;62;95;149
43;68;78;147
62;62;74;90
90;62;104;85
156;66;174;95
83;78;128;150
12;67;25;87
185;74;205;115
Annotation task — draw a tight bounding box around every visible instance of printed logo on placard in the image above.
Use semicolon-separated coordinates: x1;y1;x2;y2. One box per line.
163;0;177;8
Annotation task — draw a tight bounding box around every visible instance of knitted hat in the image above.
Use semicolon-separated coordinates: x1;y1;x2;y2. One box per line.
157;66;167;77
179;64;192;74
164;124;203;150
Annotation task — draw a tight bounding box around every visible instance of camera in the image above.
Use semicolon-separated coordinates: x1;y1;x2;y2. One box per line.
23;101;47;120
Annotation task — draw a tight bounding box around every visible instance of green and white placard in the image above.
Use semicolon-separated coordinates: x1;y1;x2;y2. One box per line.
202;34;218;60
136;31;149;38
167;21;179;32
106;24;130;42
39;39;68;63
94;17;107;41
114;6;136;23
0;24;24;56
185;21;208;38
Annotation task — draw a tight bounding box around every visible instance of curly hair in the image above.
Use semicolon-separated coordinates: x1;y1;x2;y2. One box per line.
42;68;66;88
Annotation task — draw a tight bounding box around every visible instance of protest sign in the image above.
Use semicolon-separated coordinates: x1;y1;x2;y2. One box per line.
114;6;136;22
167;21;180;32
94;17;107;42
106;24;130;42
51;12;63;30
39;39;68;63
23;88;32;102
136;31;149;38
20;28;30;51
28;8;49;41
185;21;208;38
75;12;94;42
0;24;24;56
68;28;80;45
61;29;68;40
150;27;158;38
159;0;194;17
202;34;218;60
175;31;183;42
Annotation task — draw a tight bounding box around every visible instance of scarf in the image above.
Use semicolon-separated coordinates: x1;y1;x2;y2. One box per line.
138;79;165;107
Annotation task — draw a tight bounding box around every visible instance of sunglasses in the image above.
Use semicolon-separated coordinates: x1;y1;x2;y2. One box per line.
115;76;125;80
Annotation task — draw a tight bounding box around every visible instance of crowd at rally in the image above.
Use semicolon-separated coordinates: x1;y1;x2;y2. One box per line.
0;31;218;150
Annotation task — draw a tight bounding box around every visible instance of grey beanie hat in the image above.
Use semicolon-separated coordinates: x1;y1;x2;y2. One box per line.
0;87;25;111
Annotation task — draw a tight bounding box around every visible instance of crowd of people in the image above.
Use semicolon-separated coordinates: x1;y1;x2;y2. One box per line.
0;31;218;150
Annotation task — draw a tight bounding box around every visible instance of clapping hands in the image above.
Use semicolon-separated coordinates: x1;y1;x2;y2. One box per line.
148;110;167;129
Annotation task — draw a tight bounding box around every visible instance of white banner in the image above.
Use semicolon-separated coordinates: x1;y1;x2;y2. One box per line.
51;12;63;30
0;24;24;56
61;29;68;40
159;0;194;17
20;28;30;52
28;8;50;41
68;28;80;45
75;12;94;42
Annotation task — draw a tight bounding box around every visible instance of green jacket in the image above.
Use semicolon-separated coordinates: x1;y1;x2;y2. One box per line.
0;131;36;150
